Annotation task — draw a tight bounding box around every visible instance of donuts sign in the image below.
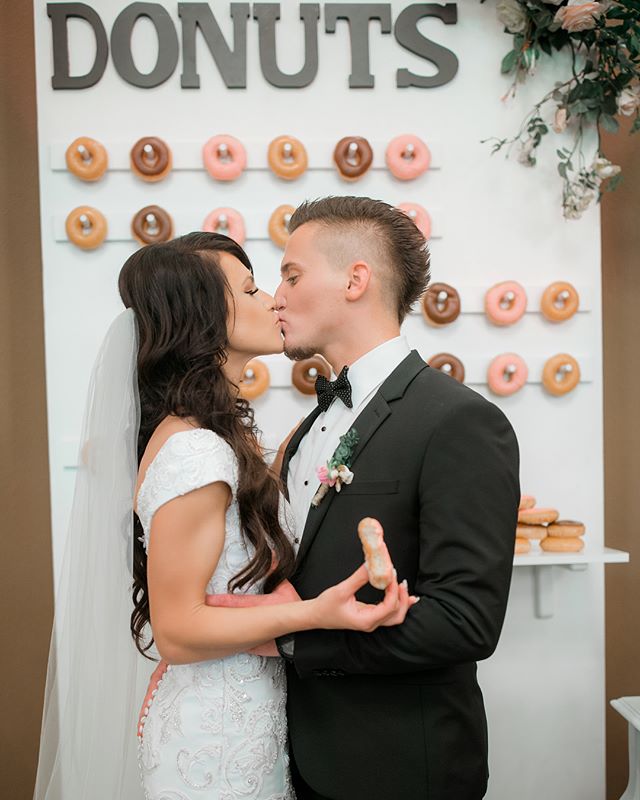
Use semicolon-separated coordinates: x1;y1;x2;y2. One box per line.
47;2;459;90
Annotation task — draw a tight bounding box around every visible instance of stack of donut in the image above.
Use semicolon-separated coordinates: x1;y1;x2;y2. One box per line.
515;494;585;554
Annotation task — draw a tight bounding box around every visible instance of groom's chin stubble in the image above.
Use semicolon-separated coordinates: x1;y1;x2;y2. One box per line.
284;345;320;361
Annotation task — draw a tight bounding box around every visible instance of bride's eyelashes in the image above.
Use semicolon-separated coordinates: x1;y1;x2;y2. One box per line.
246;287;259;296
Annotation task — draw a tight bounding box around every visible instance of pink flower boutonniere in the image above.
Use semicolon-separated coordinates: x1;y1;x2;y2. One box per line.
311;427;359;507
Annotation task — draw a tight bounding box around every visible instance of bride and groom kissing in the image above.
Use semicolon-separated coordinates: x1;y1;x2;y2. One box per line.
34;195;519;800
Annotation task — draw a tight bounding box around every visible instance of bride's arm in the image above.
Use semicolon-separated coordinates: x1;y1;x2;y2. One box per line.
147;481;410;664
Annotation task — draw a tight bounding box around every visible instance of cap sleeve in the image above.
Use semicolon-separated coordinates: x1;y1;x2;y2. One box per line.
136;428;238;549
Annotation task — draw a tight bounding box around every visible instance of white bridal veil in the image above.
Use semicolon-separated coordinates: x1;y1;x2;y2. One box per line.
34;309;154;799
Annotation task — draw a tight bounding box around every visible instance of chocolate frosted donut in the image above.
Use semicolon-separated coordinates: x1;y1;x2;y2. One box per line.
131;205;173;245
422;283;461;326
130;137;172;182
429;353;465;383
333;137;373;181
292;356;331;395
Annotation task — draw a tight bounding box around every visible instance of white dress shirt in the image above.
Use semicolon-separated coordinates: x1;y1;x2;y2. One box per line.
288;336;411;543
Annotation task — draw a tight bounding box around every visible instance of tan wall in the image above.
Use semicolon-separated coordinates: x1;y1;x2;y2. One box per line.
602;118;640;799
0;7;638;797
0;1;54;796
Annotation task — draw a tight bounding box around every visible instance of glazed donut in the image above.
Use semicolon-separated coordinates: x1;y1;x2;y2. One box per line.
540;281;579;323
268;136;308;180
422;283;460;326
397;203;432;239
333;136;373;181
269;204;296;249
516;523;546;540
428;353;465;383
65;206;107;249
239;359;270;401
540;536;584;553
202;135;247;181
487;353;528;396
358;517;394;590
515;537;531;554
130;136;172;182
542;354;580;396
65;137;108;181
519;494;536;510
202;207;246;245
385;135;431;180
518;507;559;525
547;520;586;538
292;357;331;395
484;281;528;326
131;205;173;245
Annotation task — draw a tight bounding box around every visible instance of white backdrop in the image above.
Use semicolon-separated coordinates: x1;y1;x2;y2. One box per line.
33;2;613;798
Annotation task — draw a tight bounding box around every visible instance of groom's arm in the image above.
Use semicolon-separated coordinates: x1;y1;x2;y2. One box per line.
291;396;520;678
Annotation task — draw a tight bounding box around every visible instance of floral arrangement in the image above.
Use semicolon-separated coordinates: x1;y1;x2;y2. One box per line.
312;428;359;507
483;0;640;218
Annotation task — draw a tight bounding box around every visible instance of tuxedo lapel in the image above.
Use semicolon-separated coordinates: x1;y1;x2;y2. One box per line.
294;350;428;569
279;405;322;500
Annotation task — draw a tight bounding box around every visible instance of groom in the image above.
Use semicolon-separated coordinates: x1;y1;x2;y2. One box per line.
273;196;520;800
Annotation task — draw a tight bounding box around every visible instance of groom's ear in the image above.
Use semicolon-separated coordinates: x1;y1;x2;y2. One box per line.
345;261;371;301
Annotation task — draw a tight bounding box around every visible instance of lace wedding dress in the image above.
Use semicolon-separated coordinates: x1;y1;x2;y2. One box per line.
135;428;295;800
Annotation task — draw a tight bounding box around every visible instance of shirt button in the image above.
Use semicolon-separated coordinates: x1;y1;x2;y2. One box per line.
294;537;300;544
304;480;309;486
321;426;326;432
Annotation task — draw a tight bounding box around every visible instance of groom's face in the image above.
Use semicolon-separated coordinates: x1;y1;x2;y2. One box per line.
275;222;346;360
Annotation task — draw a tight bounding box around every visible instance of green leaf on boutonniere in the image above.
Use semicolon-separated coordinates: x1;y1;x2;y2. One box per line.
327;428;359;471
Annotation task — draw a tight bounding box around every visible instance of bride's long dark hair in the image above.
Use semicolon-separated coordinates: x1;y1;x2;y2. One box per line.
118;232;295;657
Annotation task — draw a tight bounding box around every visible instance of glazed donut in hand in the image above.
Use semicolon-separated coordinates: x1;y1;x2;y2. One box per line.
540;281;579;323
292;357;331;395
333;136;373;181
239;359;270;400
131;205;173;245
130;136;172;182
202;207;246;245
397;203;431;239
485;281;527;326
358;517;394;590
542;354;580;396
268;136;308;180
269;204;295;249
386;135;431;180
428;353;465;383
65;137;108;181
487;353;528;396
422;283;460;326
65;206;107;249
203;135;247;181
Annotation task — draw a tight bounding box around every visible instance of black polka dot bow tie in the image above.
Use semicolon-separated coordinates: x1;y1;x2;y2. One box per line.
315;366;353;412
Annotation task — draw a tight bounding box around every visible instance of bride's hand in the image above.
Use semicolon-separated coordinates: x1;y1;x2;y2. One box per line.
312;564;418;632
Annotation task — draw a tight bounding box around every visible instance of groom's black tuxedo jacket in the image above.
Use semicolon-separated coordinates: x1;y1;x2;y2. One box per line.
280;351;520;800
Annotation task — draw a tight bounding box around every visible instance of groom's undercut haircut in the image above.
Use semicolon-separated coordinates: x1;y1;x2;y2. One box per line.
288;196;431;323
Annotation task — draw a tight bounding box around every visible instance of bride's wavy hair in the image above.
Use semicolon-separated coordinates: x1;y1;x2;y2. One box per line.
118;232;295;657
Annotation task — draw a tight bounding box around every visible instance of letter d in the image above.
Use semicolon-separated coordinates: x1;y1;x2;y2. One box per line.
48;3;108;89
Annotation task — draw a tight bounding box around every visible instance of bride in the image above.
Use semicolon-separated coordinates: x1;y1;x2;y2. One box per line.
34;232;414;800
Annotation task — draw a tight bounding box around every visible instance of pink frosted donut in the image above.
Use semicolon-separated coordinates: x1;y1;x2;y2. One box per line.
202;135;247;181
202;207;246;245
487;353;528;396
397;202;432;239
485;281;527;326
386;135;431;180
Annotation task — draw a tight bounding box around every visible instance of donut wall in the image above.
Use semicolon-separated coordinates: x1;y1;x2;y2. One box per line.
33;2;622;798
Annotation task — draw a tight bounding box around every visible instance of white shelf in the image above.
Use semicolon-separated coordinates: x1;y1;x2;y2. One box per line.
514;545;628;567
513;545;629;619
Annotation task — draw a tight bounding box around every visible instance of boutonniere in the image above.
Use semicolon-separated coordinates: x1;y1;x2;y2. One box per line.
311;427;359;507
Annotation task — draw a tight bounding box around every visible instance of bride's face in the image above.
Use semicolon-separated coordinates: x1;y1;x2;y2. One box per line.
219;252;284;357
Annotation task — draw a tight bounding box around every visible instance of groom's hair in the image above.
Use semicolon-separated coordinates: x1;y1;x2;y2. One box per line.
288;196;430;323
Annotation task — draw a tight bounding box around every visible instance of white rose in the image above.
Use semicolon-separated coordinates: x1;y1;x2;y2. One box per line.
552;107;568;133
592;157;621;180
563;184;596;219
554;0;604;33
617;86;640;116
497;0;528;33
